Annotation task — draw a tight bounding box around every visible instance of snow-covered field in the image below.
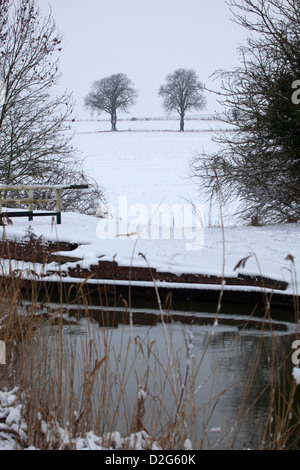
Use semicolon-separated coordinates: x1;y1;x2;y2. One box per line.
71;118;238;226
1;118;300;296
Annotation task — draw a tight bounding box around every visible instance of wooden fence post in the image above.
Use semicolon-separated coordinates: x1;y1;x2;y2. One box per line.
56;188;61;224
28;189;33;221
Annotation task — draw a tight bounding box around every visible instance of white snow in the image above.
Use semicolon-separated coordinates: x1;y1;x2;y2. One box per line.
210;426;222;433
184;438;193;450
71;118;238;226
138;388;147;400
0;389;28;450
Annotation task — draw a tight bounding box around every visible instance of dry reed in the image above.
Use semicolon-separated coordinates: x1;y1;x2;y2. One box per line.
0;239;299;450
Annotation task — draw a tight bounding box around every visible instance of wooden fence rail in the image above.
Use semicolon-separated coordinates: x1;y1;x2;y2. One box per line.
0;184;88;224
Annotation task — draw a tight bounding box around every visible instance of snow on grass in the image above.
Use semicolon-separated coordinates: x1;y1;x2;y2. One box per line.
72;116;232;133
0;389;162;450
0;389;28;450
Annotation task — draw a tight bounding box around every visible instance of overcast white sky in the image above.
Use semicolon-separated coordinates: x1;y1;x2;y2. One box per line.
37;0;249;119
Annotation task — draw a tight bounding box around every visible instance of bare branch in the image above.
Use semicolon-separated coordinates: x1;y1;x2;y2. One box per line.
192;0;300;224
0;0;105;214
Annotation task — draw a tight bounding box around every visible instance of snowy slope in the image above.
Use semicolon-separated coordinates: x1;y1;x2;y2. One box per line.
71;118;238;226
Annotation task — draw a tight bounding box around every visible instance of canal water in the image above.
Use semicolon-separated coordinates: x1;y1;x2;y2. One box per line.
36;301;299;450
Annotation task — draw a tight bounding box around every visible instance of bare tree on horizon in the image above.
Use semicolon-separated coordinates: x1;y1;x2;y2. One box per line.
84;73;138;131
158;68;206;131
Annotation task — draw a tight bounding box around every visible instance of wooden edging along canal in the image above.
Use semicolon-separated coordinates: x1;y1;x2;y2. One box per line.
0;237;298;315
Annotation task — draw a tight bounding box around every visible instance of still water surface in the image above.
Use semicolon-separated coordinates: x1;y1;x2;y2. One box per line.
40;304;299;450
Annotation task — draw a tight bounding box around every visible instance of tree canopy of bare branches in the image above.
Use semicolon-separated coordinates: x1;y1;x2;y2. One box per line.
84;73;138;131
158;68;206;131
192;0;300;224
0;0;104;215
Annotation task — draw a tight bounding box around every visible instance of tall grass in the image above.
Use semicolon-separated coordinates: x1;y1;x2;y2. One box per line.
0;250;299;450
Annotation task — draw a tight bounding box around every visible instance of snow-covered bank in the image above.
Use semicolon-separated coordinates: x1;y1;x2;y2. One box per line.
1;211;299;296
0;388;162;450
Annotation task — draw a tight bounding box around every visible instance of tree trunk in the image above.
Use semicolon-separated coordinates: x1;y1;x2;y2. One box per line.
111;110;117;131
179;111;184;132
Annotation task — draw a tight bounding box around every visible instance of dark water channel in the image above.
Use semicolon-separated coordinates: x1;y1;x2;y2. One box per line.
38;297;300;450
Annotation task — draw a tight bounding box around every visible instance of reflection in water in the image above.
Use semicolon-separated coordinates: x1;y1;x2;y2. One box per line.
38;304;299;450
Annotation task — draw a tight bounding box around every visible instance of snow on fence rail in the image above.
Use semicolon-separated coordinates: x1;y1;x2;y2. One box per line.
0;184;88;225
